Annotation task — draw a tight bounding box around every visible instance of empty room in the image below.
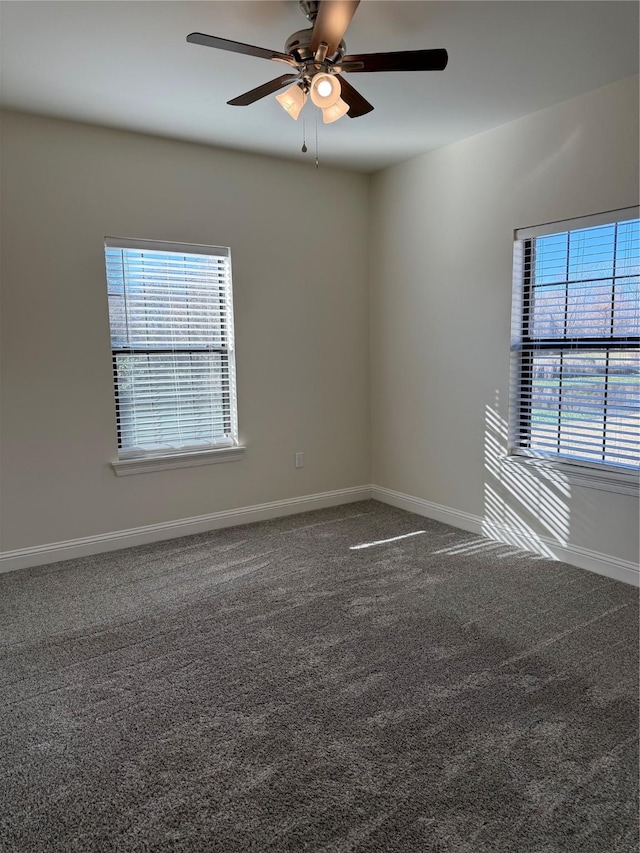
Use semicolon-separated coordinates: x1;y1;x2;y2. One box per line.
1;1;638;851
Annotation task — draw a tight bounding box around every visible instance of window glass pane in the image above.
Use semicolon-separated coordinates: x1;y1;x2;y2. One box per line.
530;284;566;338
568;225;615;281
524;349;639;467
529;353;561;452
613;276;640;337
534;232;568;284
108;294;128;348
616;220;640;276
558;354;606;462
605;352;640;466
119;252;228;349
565;279;612;337
114;353;231;452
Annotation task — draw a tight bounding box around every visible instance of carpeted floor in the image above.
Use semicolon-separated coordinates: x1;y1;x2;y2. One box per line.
0;500;638;852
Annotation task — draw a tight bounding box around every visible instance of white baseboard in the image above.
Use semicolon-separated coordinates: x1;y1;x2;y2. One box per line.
0;486;373;574
372;485;639;587
3;483;637;587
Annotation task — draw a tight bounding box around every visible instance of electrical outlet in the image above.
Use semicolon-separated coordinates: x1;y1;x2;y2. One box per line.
295;451;304;468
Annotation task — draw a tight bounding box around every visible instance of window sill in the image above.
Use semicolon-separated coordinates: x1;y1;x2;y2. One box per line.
503;454;639;497
111;446;246;477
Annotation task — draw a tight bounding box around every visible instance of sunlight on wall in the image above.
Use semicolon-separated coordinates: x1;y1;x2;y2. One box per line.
482;392;570;558
514;127;581;192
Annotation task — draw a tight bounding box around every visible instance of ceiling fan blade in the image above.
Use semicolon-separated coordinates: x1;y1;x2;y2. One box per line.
341;49;449;73
310;0;360;56
338;76;374;118
187;33;296;66
227;74;300;106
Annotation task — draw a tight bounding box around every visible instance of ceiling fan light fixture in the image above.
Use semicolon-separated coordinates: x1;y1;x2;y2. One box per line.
321;96;349;123
188;0;450;126
309;73;341;108
275;83;307;120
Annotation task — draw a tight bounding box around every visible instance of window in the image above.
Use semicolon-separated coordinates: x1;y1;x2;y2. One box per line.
104;238;239;470
510;208;639;473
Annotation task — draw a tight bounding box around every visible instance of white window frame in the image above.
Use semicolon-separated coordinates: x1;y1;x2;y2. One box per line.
104;237;244;476
508;207;639;496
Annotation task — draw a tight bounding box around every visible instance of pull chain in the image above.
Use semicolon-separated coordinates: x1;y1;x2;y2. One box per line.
301;113;307;153
315;110;319;169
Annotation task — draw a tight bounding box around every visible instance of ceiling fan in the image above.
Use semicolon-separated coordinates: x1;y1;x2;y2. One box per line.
187;0;448;123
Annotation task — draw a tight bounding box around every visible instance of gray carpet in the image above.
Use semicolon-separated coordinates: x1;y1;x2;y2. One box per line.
0;500;638;853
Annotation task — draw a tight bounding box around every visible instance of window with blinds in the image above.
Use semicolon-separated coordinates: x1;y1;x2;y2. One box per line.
104;238;238;459
510;208;639;471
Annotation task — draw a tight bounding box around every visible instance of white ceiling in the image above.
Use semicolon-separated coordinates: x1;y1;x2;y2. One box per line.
1;1;638;172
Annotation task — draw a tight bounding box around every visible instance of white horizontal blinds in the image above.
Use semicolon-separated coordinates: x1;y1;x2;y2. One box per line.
513;214;639;469
105;240;236;458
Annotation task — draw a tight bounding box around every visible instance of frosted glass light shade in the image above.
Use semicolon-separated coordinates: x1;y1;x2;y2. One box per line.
309;74;341;109
275;84;307;120
322;97;349;124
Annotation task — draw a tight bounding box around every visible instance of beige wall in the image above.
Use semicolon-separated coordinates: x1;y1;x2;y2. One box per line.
0;112;371;550
2;77;639;573
369;76;639;566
